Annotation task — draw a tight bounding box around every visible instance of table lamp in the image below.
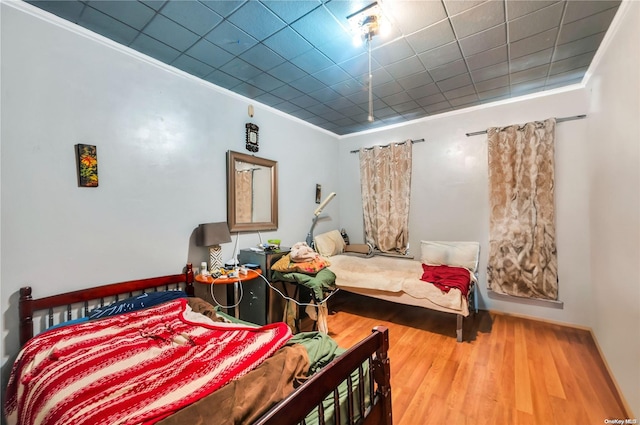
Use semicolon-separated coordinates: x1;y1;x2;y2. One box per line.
196;222;232;277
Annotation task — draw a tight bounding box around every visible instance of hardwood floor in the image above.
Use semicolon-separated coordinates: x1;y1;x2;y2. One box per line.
322;290;628;425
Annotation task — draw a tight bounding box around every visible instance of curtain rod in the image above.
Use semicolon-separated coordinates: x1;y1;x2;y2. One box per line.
465;114;587;137
350;138;425;154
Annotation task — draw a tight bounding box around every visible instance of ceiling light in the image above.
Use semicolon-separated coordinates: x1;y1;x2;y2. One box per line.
346;2;386;123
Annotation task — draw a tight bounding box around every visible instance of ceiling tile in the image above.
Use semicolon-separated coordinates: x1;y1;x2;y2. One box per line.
254;92;285;107
143;13;199;51
475;75;509;92
405;20;456;54
87;0;155;30
78;7;139;45
443;84;476;100
510;64;549;84
384;56;426;80
205;21;257;55
428;59;469;82
219;58;263;80
458;24;507;56
331;79;366;97
437;72;473;92
27;1;85;22
563;0;621;24
246;72;285;92
466;45;508;70
443;0;486;16
478;86;510;100
200;0;246;18
270;84;305;101
130;33;181;63
239;44;285;72
470;61;509;82
289;75;325;93
227;1;286;41
291;6;346;48
408;83;441;100
419;42;463;69
415;92;447;107
549;51;594;75
372;38;416;66
508;2;564;42
263;27;313;60
509;48;553;73
233;82;265;99
553;32;605;62
509;28;557;59
312;65;352;86
160;1;222;35
171;54;214;78
261;1;321;24
450;1;505;39
511;77;546;95
267;62;307;84
506;1;559;19
186;39;234;68
557;7;619;44
449;92;479;106
387;1;448;35
140;1;166;12
374;81;404;99
203;69;242;89
397;71;434;91
290;49;333;74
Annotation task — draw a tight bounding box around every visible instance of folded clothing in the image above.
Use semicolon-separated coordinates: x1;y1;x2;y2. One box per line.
420;264;472;297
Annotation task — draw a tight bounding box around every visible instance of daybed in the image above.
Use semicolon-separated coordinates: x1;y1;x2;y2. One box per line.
7;263;392;425
315;232;480;342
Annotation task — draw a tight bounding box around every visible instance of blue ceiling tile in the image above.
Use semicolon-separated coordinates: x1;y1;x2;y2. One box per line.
263;27;313;61
205;20;257;55
171;55;215;78
290;49;334;74
200;0;246;18
204;69;242;89
246;72;285;92
186;39;234;68
87;0;155;30
239;44;285;72
130;33;181;63
227;1;286;41
143;14;199;51
220;58;263;80
27;1;85;22
160;0;222;35
262;1;321;24
78;7;139;45
267;62;307;84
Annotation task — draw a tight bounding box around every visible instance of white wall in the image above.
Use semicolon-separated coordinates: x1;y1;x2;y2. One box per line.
338;88;593;326
584;0;639;415
0;1;339;388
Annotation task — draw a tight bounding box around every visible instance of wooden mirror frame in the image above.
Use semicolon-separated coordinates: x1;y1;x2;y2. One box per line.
226;150;278;232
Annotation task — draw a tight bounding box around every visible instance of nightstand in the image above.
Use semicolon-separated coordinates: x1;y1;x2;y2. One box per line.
195;269;262;319
237;247;290;325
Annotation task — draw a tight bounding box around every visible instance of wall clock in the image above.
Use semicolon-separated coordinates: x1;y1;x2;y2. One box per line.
245;123;259;152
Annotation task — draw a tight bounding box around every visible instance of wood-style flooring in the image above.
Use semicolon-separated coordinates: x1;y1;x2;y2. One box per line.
321;290;629;425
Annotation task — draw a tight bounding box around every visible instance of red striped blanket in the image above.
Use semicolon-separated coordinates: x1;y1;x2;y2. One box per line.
5;299;292;425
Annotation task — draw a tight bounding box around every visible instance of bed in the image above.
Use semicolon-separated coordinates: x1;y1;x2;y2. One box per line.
7;263;392;425
315;233;480;342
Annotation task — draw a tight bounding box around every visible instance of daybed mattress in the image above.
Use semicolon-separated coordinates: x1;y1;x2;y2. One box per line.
328;254;472;316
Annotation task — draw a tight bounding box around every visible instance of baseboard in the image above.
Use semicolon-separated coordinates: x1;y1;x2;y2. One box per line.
588;328;635;418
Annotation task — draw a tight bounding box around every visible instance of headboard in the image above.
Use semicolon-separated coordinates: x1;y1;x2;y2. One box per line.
19;263;194;346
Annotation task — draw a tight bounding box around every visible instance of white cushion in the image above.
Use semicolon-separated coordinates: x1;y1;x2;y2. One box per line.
420;241;480;272
314;230;346;257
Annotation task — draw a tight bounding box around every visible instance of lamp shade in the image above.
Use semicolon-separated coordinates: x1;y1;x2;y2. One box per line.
196;222;232;247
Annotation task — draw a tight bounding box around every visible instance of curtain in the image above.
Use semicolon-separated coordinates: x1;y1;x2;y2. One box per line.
359;141;412;254
487;118;558;300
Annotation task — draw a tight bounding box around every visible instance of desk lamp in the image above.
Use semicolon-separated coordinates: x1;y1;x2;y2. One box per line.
196;222;232;277
305;192;336;248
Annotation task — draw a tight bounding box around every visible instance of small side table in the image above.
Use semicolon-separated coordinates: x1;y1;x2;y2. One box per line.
195;269;262;319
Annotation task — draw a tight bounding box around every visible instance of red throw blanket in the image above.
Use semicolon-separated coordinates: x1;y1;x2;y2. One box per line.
421;264;472;297
5;299;291;425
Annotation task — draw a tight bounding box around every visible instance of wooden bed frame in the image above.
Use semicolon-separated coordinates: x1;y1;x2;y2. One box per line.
17;263;392;425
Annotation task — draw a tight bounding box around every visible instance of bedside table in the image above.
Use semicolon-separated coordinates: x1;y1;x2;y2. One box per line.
195;269;262;319
237;247;290;325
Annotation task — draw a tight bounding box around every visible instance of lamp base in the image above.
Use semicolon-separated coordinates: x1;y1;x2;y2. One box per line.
209;246;223;277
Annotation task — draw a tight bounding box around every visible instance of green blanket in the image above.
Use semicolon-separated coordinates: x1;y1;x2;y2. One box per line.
271;268;337;300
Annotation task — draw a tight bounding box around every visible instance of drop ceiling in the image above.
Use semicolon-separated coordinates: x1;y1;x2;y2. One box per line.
27;0;621;136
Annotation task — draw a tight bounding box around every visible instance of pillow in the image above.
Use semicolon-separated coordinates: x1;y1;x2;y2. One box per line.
88;290;187;320
420;241;480;272
314;230;346;257
271;253;330;274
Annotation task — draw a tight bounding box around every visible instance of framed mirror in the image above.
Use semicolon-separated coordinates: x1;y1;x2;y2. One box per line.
227;150;278;232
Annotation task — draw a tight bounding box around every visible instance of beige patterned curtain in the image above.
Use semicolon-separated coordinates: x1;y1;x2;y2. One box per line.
487;118;558;300
235;170;253;223
359;141;412;254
